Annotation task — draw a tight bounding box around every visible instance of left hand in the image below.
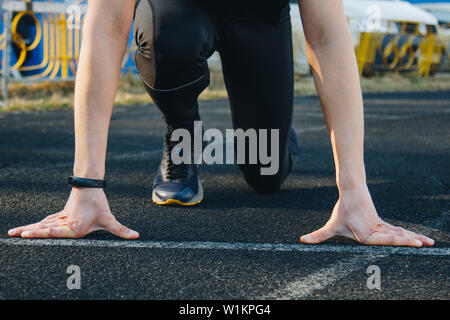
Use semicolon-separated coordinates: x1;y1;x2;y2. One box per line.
8;188;139;239
300;185;435;247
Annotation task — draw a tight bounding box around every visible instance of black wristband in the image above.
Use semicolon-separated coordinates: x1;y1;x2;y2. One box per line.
68;176;106;188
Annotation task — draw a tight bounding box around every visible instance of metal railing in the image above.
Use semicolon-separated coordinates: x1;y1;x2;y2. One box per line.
354;20;446;77
0;0;137;104
0;1;89;99
0;1;448;106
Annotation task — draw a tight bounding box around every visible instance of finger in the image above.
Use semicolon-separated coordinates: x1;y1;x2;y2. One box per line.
105;219;139;240
401;230;434;246
21;226;77;239
365;232;423;247
8;222;43;237
8;212;65;236
385;225;434;246
300;226;334;244
416;235;434;246
8;220;64;237
396;229;434;246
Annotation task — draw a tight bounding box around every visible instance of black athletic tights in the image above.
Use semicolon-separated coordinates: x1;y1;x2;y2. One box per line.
133;0;295;193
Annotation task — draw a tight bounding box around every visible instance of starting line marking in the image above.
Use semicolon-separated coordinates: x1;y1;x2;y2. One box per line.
0;238;449;256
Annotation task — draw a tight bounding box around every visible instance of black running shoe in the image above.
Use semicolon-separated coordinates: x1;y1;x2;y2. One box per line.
152;133;203;206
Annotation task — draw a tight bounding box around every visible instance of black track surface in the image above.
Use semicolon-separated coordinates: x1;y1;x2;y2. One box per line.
0;91;448;299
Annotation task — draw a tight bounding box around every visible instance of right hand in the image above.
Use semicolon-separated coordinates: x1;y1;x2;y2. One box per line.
8;188;139;239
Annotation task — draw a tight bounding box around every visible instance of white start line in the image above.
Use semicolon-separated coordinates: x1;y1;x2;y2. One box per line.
0;238;449;256
1;238;447;299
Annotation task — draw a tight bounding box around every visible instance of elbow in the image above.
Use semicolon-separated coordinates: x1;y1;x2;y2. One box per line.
304;26;325;52
305;21;353;52
83;21;129;41
82;22;130;57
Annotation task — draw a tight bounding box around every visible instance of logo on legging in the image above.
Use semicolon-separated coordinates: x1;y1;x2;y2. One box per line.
171;121;280;176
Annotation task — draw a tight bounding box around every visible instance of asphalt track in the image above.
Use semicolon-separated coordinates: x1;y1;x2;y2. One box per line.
0;91;449;300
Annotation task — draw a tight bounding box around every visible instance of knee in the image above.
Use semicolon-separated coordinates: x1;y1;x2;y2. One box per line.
240;165;284;194
133;0;213;89
133;0;155;58
247;176;283;194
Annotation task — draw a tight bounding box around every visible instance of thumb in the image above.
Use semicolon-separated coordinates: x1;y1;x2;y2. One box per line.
300;226;334;244
106;219;139;240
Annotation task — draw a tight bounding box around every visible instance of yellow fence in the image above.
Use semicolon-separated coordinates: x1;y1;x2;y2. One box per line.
0;1;87;99
0;0;137;100
2;11;83;79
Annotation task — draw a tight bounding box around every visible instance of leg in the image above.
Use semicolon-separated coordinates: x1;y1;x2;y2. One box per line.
133;0;215;129
133;0;215;205
218;6;297;193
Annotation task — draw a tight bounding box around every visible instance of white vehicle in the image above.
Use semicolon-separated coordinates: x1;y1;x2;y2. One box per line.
208;0;440;76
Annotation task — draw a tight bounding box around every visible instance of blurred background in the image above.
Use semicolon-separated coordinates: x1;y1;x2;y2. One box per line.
0;0;449;110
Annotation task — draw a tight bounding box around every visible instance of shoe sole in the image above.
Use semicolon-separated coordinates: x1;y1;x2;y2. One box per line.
152;180;204;206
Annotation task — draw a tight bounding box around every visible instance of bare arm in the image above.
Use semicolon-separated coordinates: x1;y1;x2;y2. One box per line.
299;0;365;190
74;0;135;179
297;0;433;247
9;0;139;239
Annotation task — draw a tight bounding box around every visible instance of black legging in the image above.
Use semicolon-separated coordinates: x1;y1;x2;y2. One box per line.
133;0;295;193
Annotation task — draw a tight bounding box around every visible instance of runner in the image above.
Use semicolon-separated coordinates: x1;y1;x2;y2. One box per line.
8;0;435;247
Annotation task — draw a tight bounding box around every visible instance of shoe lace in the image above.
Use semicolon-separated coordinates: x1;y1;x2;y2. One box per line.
163;135;189;180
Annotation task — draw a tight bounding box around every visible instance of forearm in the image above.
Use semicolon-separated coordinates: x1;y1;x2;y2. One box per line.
300;0;366;191
73;0;134;179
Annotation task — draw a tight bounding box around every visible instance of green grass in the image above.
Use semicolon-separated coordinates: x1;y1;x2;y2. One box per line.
1;72;450;112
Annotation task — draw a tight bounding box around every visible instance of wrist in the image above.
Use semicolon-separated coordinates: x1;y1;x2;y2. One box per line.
68;187;106;204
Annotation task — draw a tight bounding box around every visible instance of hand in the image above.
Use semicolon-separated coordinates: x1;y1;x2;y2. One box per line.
300;185;434;247
8;188;139;239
